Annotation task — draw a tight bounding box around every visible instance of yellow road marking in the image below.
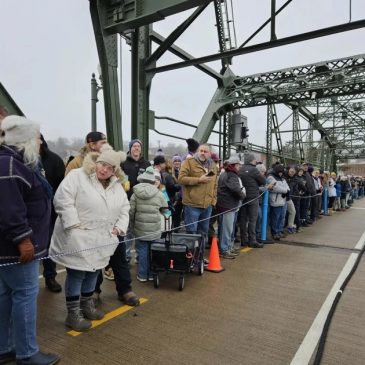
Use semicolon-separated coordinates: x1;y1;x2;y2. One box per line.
67;297;148;337
240;247;253;253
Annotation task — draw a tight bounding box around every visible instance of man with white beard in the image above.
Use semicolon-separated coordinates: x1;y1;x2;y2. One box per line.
0;116;60;365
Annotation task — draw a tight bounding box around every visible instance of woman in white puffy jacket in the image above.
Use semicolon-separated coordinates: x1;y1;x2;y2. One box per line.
50;148;129;331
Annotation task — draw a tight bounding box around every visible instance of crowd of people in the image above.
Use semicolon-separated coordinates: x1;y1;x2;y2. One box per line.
0;110;363;365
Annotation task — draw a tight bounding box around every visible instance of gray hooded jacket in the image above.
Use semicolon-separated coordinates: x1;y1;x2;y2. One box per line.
130;183;168;241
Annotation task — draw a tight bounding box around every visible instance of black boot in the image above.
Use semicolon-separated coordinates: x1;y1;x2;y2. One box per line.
45;278;62;293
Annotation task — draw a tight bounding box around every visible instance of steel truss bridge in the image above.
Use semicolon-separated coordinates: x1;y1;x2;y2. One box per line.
89;0;365;170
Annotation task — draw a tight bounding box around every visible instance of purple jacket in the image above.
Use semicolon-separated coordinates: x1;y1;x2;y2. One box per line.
0;145;51;264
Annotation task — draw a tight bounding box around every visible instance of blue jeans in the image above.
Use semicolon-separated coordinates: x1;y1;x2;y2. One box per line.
270;206;286;236
184;205;212;235
137;240;152;280
0;261;39;359
65;268;99;298
218;211;236;253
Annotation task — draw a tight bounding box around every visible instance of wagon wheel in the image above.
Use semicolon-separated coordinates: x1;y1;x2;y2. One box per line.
178;275;185;291
153;274;160;289
197;259;204;276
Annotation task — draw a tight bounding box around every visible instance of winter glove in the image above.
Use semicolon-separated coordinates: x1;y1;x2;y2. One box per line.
18;238;35;264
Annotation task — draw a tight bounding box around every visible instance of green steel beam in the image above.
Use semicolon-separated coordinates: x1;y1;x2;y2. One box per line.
145;4;209;66
146;20;365;74
103;0;213;34
150;31;222;82
0;82;24;116
90;0;123;150
131;25;151;158
192;87;229;142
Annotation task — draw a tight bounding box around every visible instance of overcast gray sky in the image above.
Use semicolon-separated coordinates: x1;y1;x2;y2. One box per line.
1;0;365;149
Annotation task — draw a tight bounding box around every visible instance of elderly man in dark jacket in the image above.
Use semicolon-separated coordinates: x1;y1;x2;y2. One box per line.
217;156;246;259
238;153;266;248
0;116;59;365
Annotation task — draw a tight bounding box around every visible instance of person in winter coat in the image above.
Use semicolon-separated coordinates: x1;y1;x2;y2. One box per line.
65;131;107;175
121;139;151;199
50;148;130;332
328;172;337;212
216;156;246;259
121;139;151;262
0;116;59;365
238;153;266;248
267;164;290;240
39;134;65;293
286;167;300;234
178;143;218;239
163;155;183;230
129;167;168;282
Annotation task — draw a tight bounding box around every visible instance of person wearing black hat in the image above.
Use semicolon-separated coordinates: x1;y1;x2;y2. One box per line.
121;139;151;200
65;131;107;175
185;138;200;159
40;135;65;293
153;155;166;184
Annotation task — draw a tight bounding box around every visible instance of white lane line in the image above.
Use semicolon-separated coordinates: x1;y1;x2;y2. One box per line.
290;229;365;365
38;268;66;280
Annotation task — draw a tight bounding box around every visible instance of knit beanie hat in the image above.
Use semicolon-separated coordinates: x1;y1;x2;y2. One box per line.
2;116;40;145
244;153;256;164
137;166;157;184
86;131;106;143
186;138;200;153
129;139;142;151
96;149;126;170
172;154;182;163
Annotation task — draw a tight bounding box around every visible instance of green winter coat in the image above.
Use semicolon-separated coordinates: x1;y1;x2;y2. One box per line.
129;183;168;241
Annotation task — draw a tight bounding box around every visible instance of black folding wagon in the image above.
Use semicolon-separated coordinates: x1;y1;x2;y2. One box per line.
150;232;205;291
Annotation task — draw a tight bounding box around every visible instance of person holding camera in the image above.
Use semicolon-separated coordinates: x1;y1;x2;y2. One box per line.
266;164;290;241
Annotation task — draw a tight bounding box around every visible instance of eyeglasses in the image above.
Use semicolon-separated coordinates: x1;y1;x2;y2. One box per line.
97;162;114;173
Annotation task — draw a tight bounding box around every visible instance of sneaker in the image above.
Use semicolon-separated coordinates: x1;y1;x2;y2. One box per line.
203;258;209;266
136;276;147;282
220;252;235;259
231;247;241;254
287;227;295;234
103;268;114;281
229;250;240;256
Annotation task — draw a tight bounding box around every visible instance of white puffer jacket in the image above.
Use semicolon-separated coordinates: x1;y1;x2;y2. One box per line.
50;153;130;271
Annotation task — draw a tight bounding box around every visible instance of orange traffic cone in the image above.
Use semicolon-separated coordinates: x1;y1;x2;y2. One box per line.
206;236;225;273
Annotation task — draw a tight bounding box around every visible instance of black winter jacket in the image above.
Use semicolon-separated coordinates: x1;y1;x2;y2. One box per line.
217;170;246;212
238;163;266;202
0;145;51;263
121;155;150;199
